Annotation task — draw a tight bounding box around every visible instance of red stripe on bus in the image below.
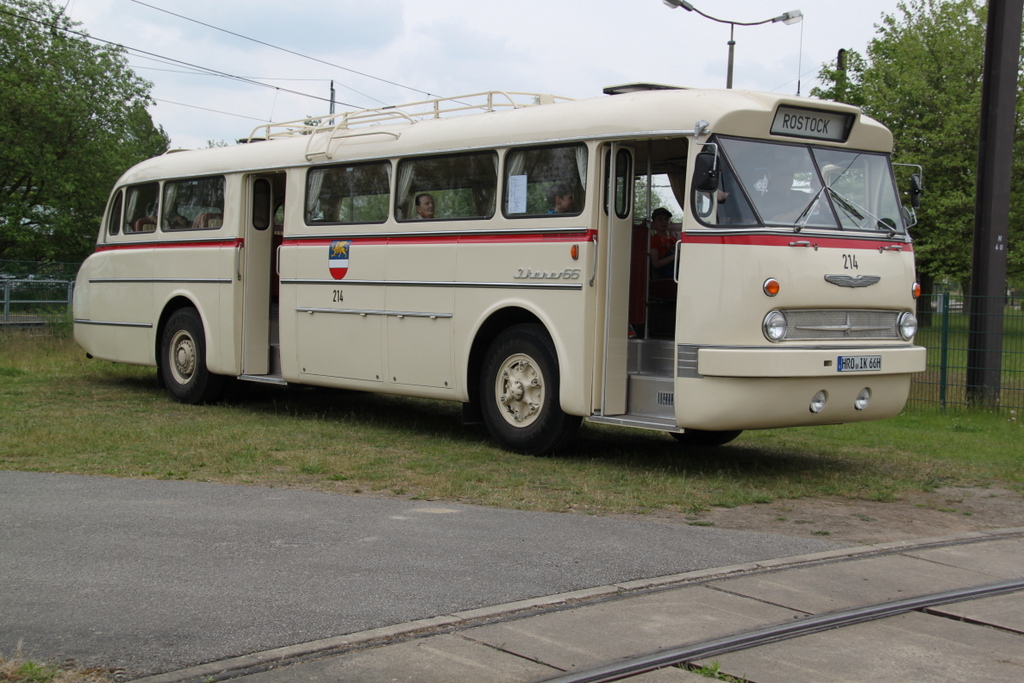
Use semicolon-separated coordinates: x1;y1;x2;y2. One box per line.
283;230;597;247
681;233;912;251
95;239;242;252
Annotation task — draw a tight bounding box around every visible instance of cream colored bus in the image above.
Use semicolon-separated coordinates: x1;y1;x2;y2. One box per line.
74;86;927;454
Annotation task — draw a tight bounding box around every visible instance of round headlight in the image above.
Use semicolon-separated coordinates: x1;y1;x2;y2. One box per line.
763;311;788;342
898;312;918;340
810;390;828;414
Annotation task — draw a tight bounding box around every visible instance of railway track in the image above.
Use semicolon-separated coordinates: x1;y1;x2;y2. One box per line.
537;576;1024;682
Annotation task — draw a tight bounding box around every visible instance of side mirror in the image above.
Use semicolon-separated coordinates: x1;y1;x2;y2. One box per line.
694;149;719;193
909;173;923;209
902;205;917;229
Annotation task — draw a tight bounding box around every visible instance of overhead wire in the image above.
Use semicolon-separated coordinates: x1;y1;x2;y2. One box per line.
128;0;441;104
1;5;358;111
153;98;271;123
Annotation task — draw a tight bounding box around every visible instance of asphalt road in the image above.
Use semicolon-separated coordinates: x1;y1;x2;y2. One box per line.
0;471;838;678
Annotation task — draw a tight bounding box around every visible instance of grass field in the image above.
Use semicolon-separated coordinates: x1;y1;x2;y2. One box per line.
1;333;1021;516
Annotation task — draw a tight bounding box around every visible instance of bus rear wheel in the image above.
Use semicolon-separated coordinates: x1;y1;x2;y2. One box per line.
671;429;743;447
160;308;225;404
480;324;580;455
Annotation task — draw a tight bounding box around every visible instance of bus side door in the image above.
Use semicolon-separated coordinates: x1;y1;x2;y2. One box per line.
241;174;280;375
596;144;633;416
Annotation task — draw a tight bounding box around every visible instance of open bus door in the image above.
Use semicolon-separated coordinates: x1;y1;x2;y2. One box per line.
240;173;284;378
596;143;633;416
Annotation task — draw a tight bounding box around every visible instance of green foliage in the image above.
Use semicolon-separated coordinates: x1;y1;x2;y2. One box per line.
811;0;1023;286
0;0;170;264
689;661;747;682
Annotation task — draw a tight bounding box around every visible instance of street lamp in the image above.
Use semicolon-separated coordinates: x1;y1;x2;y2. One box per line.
662;1;803;90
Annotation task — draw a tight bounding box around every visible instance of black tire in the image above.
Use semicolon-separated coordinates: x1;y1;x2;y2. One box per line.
160;308;225;404
670;429;743;447
479;324;580;455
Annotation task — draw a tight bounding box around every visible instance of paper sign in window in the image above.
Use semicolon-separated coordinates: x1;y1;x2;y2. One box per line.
507;175;528;214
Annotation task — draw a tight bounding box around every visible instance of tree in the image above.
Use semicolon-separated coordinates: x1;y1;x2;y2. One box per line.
0;0;169;264
811;0;1023;293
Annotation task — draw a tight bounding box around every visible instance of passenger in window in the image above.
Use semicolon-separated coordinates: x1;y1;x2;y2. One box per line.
546;183;575;214
415;193;435;219
648;207;677;279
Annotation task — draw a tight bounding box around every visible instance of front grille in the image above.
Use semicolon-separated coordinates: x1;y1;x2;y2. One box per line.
781;309;901;340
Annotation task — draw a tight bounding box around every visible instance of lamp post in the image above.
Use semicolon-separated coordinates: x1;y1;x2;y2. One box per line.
662;1;802;90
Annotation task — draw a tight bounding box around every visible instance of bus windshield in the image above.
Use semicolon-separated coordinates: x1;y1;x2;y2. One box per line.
701;137;905;235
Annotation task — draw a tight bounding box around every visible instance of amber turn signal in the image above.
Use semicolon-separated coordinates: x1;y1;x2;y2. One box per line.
763;278;781;297
570;244;579;260
912;282;921;298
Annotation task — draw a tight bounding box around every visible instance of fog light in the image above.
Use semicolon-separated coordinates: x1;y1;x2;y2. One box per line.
809;390;828;414
855;387;871;411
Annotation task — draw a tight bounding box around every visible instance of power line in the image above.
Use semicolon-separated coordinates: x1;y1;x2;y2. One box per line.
115;39;349;107
128;0;439;104
134;65;338;83
153;98;270;123
1;5;358;111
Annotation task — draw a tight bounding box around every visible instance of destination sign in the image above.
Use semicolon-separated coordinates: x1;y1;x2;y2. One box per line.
771;106;854;142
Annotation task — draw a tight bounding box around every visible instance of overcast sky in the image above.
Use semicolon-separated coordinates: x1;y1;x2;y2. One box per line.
64;0;906;149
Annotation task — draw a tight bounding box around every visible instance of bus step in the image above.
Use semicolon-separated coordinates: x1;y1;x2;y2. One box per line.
627;374;675;419
627;338;675;375
587;414;680;432
238;374;287;386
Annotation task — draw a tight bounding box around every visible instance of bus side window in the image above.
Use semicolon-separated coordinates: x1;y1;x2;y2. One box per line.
164;176;225;230
395;152;498;221
123;182;159;234
305;161;391;225
503;143;587;218
107;190;123;236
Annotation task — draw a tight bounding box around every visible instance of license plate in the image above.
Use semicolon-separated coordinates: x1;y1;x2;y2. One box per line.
838;355;882;372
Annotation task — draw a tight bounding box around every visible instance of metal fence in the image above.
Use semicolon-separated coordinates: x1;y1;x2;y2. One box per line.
0;261;79;333
0;278;74;329
909;294;1024;413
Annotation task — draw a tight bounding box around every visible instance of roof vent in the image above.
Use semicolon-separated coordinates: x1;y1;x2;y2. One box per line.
603;83;687;96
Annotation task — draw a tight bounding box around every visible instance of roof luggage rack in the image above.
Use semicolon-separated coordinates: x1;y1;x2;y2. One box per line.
243;91;573;161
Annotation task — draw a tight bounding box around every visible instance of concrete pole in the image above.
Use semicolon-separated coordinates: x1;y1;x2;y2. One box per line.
966;0;1023;405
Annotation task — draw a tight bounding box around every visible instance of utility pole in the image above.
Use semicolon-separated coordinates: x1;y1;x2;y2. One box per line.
966;0;1023;406
836;48;847;103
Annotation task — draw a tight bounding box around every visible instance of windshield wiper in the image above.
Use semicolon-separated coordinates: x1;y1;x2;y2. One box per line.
827;188;864;222
826;187;896;237
792;185;826;233
792;154;863;232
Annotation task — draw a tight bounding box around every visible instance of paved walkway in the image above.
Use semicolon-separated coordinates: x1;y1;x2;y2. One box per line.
139;528;1024;683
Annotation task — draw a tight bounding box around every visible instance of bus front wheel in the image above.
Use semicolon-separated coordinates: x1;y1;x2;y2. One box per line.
480;324;580;455
670;429;742;447
160;308;225;404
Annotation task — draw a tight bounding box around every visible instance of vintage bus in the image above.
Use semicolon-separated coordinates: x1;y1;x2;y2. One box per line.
73;86;927;454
